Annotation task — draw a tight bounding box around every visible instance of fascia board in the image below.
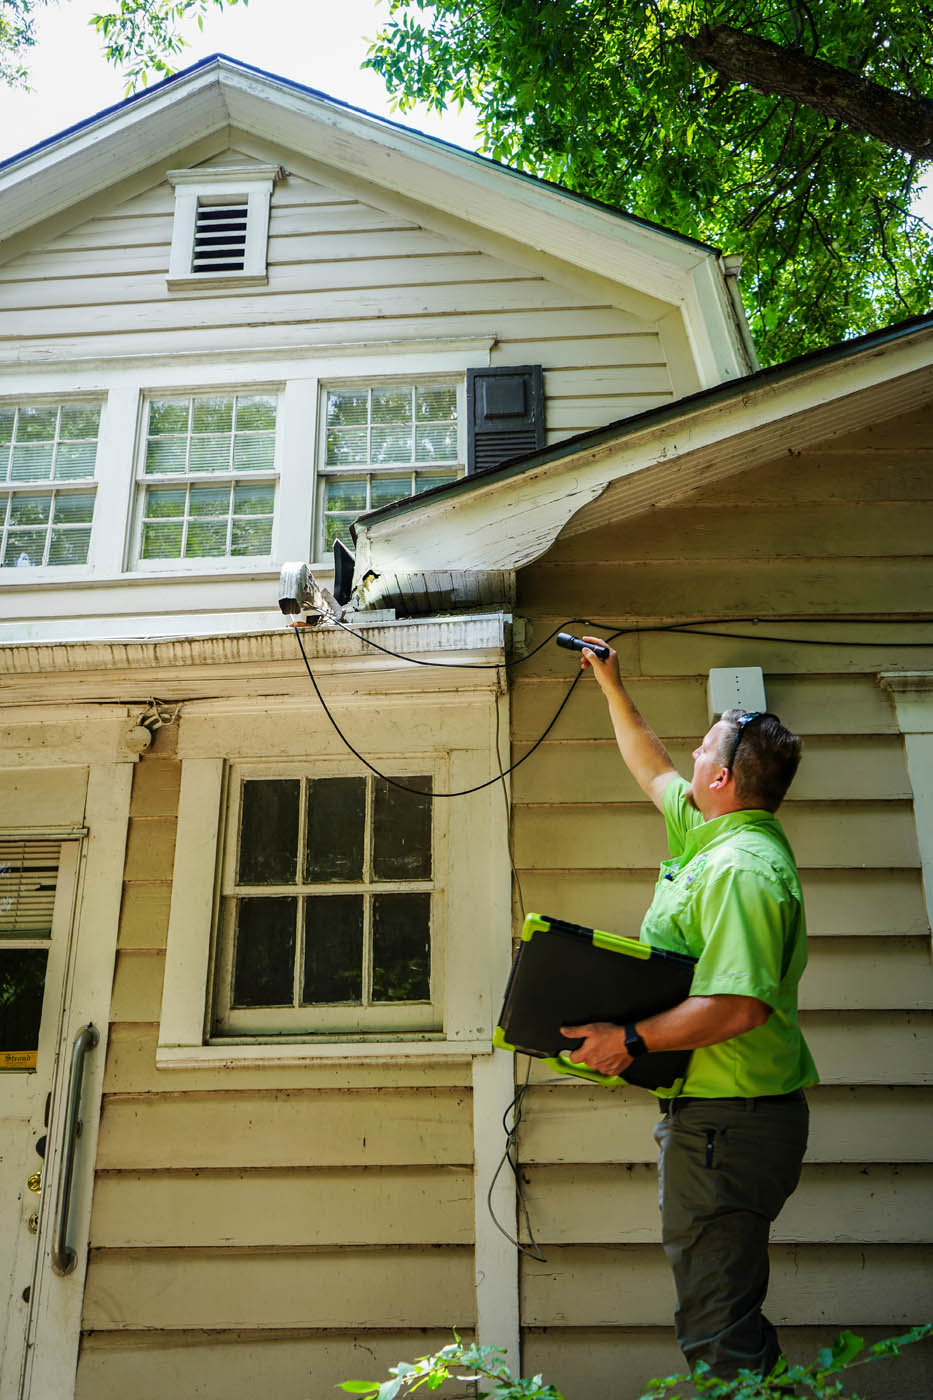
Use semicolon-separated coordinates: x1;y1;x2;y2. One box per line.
354;329;933;579
0;69;230;241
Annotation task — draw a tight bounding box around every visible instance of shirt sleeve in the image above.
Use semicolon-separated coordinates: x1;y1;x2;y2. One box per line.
663;774;703;858
688;860;795;1008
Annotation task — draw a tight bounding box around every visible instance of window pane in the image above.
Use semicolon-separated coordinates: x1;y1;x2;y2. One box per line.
0;407;14;444
238;779;299;885
416;386;456;422
415;472;458;494
372;893;430;1002
372;389;412;425
233;435;275;472
232;897;296;1007
236;395;277;432
48;528;91;566
325;478;367;513
185;520;228;557
188;486;230;517
327;391;368;427
53;491;95;524
55;442;98;481
148;399;190;435
304;777;365;882
4;531;45;567
59;404;101;440
0;949;49;1056
11;443;54;482
302;894;363;1004
324;517;355;550
231;518;272;556
371;426;412;463
145;486;187;518
326;427;368;466
9;495;50;526
145;439;188;475
16;406;57;442
233;484;274;515
140;522;183;559
416;423;457;462
192;396;233;434
189;435;232;473
372;776;432;880
370;475;411;509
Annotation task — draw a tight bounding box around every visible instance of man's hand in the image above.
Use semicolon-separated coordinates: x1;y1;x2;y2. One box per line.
560;1021;633;1076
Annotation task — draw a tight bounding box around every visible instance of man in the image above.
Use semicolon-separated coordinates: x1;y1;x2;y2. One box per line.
561;638;818;1381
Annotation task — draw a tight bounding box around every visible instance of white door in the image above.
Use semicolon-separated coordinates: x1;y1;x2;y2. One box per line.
0;837;84;1400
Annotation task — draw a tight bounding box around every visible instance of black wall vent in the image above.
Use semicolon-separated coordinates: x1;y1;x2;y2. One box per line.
192;200;249;274
467;365;545;474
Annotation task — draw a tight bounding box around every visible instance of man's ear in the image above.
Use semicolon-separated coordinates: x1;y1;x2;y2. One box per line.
710;767;731;791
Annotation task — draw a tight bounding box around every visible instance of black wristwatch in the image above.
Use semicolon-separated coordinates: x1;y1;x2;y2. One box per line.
624;1023;648;1058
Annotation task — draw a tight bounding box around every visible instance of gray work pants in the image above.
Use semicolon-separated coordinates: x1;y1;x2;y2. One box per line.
653;1093;809;1380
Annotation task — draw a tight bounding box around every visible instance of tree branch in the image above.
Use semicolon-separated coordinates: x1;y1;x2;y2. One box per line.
679;23;933;159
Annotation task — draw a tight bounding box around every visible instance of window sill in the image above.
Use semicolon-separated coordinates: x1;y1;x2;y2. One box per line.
156;1038;495;1068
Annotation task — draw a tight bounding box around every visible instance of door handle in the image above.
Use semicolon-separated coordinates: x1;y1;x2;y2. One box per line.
51;1024;99;1277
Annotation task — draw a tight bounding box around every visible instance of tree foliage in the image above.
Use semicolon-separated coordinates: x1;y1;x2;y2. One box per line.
90;0;247;91
365;0;933;363
0;0;48;86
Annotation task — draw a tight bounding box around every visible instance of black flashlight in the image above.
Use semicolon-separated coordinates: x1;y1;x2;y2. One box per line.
556;632;610;660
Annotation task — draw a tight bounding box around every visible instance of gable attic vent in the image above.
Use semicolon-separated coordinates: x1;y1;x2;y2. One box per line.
191;198;249;273
467;366;545;473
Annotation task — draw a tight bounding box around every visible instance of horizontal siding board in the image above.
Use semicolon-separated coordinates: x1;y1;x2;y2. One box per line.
103;1025;474;1092
804;1011;933;1084
511;737;911;803
109;950;164;1022
547;503;933;561
76;1331;477;1400
122;817;177;882
82;1247;474;1330
96;1089;473;1168
510;676;900;741
495;334;664;369
517;1085;933;1164
524;1327;933;1400
513;803;920;870
517;869;928;938
518;560;933;618
117;884;172;951
89;1166;474;1247
521;1243;933;1326
518;1162;933;1244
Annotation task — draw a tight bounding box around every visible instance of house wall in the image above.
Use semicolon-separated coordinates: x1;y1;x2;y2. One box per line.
510;403;933;1398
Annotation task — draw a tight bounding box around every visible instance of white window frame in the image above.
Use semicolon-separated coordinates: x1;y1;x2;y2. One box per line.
156;622;511;1067
315;375;466;561
129;385;282;573
0;395;104;576
210;757;447;1039
166;166;279;290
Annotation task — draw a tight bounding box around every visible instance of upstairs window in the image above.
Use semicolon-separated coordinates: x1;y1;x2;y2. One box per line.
212;767;439;1038
134;392;278;566
318;382;463;553
166;165;280;289
0;401;100;569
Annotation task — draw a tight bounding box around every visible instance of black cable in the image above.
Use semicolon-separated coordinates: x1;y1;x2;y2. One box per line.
293;623;585;798
485;1065;547;1262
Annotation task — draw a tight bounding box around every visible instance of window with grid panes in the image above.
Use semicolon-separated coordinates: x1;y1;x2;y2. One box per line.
136;392;277;563
213;770;438;1036
0;839;62;1070
319;383;462;554
0;402;100;569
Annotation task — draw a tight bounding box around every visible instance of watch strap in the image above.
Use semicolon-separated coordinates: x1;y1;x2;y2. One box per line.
624;1023;648;1057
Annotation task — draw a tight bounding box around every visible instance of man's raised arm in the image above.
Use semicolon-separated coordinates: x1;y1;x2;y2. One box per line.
580;636;678;812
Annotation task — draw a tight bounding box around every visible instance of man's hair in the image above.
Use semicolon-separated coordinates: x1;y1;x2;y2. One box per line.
717;709;802;811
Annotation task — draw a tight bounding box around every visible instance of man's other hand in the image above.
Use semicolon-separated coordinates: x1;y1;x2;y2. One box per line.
560;1021;632;1076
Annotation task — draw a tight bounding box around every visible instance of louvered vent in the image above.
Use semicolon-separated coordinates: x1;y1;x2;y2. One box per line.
192;200;249;273
0;839;61;937
467;366;545;474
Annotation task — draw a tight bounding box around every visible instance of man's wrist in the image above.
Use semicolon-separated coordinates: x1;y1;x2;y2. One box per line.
623;1022;649;1057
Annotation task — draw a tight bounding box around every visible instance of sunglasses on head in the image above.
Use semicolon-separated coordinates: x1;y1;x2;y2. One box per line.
725;711;765;771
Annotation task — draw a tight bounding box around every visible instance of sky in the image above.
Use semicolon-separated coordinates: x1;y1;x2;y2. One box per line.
0;0;481;162
0;0;930;227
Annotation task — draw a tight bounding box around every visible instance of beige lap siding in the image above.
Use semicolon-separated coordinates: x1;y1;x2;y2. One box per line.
510;403;933;1399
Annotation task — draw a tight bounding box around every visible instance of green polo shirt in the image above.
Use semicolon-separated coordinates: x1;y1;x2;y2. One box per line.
640;776;818;1098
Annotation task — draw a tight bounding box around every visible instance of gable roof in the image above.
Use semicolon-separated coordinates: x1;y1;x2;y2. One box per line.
351;312;933;612
0;54;752;388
